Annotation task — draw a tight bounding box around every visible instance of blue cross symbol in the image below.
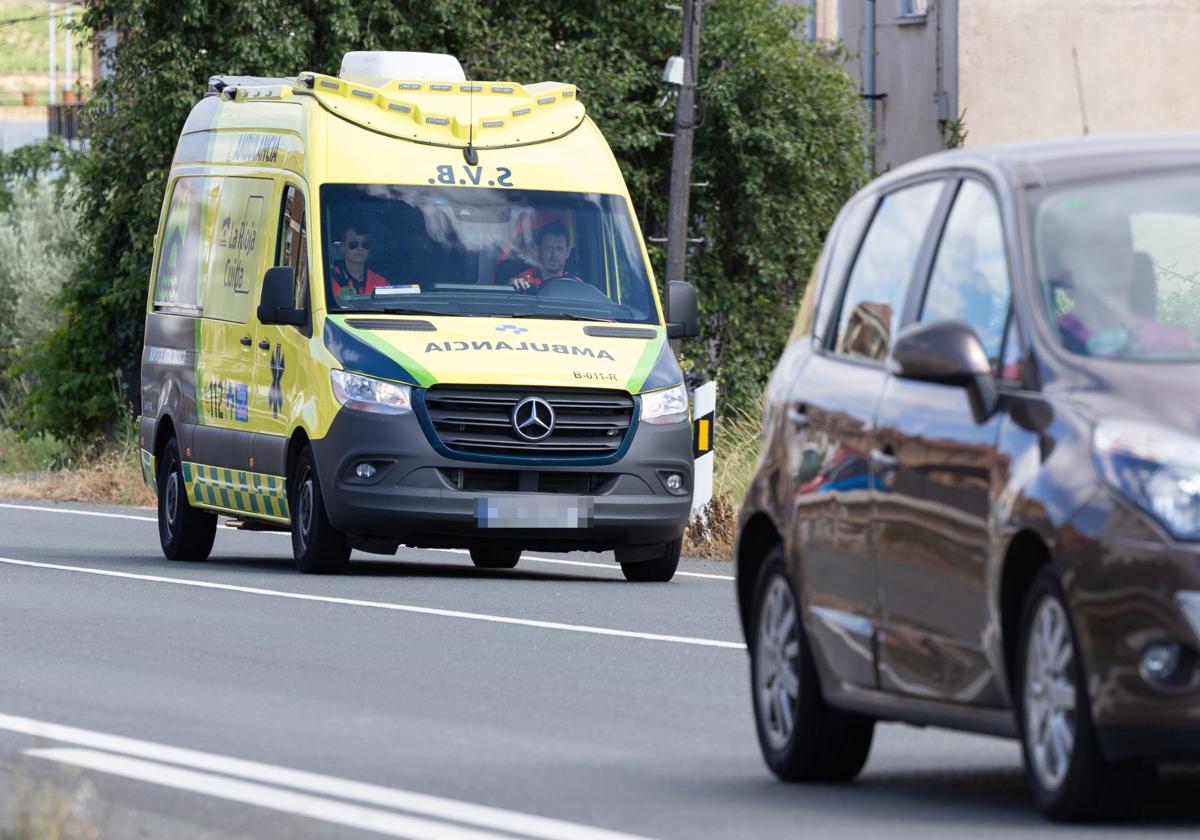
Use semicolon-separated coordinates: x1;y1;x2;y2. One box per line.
496;324;529;335
268;344;286;418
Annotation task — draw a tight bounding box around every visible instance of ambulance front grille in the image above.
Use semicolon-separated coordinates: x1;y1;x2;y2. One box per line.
422;386;634;457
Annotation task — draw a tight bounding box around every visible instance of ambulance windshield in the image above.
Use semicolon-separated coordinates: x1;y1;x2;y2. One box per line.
319;185;658;324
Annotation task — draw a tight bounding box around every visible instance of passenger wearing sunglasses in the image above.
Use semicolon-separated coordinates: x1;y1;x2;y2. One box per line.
331;218;390;299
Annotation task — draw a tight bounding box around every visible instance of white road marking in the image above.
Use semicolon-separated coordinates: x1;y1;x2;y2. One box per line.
26;746;652;840
0;501;157;522
0;556;745;650
432;547;733;581
0;501;735;580
27;748;512;840
2;713;652;840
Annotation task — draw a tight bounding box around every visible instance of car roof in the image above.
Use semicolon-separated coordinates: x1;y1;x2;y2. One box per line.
872;132;1200;193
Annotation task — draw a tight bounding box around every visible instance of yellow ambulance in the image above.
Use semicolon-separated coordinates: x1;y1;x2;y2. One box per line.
139;52;699;581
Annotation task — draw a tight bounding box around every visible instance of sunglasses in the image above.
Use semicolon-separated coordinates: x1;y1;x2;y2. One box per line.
345;239;370;250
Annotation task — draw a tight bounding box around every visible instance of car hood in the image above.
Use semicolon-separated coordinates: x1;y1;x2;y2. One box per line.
322;313;679;394
1062;358;1200;437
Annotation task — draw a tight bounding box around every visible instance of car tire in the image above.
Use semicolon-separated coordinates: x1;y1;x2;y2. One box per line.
157;437;217;562
290;445;350;574
470;547;521;569
1017;567;1155;821
751;546;874;782
617;539;681;582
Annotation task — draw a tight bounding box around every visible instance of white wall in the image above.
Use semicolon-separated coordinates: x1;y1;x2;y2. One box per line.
959;0;1200;147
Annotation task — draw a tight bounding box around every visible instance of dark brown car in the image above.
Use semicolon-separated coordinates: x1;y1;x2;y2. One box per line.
735;135;1200;821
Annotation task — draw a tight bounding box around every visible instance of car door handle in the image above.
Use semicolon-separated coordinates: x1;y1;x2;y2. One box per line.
240;335;252;347
787;406;810;430
258;340;271;350
870;446;898;470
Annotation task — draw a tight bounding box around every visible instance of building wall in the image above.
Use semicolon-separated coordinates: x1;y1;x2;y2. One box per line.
959;0;1200;147
836;1;957;172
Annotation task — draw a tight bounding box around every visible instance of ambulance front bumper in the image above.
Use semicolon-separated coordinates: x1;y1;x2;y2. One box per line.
312;407;694;552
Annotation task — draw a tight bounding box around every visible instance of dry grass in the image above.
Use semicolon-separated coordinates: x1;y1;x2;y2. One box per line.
1;769;100;840
0;436;153;508
683;492;738;561
683;393;763;561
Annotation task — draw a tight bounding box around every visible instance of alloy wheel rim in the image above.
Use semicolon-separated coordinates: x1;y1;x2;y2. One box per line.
756;575;802;751
296;469;314;554
1023;595;1077;791
164;469;179;542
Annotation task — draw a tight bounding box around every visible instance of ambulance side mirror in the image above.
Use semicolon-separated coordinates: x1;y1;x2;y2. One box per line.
666;281;699;339
257;266;306;327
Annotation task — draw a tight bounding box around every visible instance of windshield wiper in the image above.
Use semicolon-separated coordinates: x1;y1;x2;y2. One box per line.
498;311;618;323
379;305;460;316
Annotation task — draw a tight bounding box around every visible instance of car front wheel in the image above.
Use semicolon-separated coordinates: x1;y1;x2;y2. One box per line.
750;547;874;781
1017;567;1154;821
290;445;350;574
157;437;216;562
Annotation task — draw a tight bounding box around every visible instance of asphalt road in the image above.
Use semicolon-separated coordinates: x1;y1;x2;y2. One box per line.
2;499;1198;839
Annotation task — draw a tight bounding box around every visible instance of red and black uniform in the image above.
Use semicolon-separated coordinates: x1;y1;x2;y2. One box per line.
331;261;389;298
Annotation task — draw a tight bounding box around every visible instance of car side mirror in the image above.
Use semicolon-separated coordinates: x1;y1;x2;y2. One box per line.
257;266;306;327
893;320;998;422
666;281;699;339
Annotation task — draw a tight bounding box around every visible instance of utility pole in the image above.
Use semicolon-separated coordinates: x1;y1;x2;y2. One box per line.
663;0;703;324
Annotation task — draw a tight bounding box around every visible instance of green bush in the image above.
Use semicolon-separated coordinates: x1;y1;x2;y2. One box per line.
0;174;81;419
24;0;863;438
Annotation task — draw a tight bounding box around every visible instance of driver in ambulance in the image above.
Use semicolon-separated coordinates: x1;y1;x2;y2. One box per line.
508;222;582;291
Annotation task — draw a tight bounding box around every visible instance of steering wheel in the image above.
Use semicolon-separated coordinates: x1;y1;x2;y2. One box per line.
536;275;613;302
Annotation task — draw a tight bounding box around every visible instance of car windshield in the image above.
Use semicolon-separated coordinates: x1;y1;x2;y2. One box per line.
1032;170;1200;361
318;184;658;324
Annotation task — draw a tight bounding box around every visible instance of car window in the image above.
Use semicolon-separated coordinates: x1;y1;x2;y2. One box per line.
921;180;1011;362
813;196;875;346
154;176;215;312
833;181;943;361
278;185;309;311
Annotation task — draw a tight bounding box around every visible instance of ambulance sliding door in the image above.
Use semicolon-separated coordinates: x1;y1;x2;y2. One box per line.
193;176;273;472
251;182;311;439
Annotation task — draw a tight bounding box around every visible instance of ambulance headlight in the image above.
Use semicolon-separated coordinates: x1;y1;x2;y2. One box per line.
640;383;689;425
331;370;413;415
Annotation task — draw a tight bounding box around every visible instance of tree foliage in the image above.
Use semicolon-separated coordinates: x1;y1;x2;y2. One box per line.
0;176;80;419
26;0;863;437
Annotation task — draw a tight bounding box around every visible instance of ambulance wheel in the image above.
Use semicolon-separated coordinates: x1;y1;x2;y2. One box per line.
618;539;681;582
470;547;521;569
290;445;350;574
157;437;216;562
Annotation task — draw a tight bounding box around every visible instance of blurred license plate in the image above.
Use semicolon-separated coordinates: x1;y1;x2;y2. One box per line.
476;497;592;529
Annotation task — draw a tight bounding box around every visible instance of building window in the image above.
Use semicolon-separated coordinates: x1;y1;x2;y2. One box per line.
897;0;927;18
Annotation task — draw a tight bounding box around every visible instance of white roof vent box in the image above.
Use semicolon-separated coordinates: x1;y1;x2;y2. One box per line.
339;51;466;86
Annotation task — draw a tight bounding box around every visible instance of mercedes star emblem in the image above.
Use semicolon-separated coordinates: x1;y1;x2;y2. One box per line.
512;396;555;442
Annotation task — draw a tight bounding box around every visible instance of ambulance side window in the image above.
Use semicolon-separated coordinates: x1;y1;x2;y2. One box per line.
278;185;309;311
154;176;211;313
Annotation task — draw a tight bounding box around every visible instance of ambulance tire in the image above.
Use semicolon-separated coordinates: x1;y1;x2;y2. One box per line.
469;547;521;569
290;445;351;574
618;539;681;582
157;437;217;563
